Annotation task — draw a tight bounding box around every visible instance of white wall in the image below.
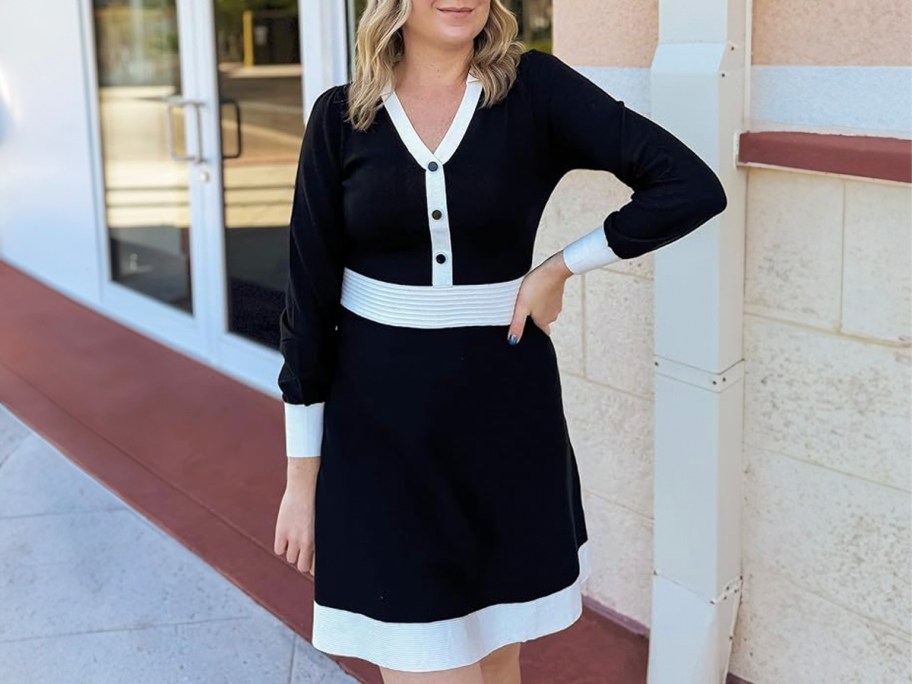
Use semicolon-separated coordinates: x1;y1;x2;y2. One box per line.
0;0;103;305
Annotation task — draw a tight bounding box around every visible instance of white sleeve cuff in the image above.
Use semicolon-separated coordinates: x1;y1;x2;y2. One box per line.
284;401;324;458
561;224;622;274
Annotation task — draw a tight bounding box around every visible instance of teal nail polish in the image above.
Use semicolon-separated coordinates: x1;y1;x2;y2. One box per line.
507;333;518;345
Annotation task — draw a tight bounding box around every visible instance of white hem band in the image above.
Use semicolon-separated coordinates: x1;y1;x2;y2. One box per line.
311;539;592;673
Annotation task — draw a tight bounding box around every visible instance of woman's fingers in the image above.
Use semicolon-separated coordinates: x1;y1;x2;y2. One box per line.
276;529;315;575
285;539;299;565
275;490;316;574
298;545;313;574
507;302;528;345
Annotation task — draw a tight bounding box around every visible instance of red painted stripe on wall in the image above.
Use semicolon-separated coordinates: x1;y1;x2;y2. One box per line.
739;131;912;183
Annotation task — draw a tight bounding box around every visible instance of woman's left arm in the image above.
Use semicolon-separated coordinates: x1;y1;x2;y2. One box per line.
538;49;728;271
506;49;728;343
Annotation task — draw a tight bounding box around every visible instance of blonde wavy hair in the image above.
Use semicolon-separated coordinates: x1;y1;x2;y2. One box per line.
346;0;526;131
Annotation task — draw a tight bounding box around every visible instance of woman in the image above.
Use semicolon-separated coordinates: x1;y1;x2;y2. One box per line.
273;1;727;682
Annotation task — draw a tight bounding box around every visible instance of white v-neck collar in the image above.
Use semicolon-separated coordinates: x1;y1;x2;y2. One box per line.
380;71;482;169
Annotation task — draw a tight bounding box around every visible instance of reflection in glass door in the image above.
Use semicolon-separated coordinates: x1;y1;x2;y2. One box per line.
91;0;195;313
213;0;303;349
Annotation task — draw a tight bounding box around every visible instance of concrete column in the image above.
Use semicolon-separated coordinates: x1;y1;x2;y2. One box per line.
647;0;748;682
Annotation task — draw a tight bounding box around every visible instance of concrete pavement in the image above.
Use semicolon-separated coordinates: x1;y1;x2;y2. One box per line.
0;404;357;684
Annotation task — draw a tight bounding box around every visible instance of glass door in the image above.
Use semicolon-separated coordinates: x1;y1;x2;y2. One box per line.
88;0;348;389
91;0;197;314
212;0;303;350
202;0;349;394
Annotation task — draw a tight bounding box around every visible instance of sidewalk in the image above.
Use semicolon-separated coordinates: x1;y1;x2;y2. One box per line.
0;404;356;684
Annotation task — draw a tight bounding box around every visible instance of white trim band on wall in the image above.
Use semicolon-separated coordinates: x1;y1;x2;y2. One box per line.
339;267;524;328
573;65;912;137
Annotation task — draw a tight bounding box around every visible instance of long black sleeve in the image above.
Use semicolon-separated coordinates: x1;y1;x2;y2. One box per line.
532;50;728;260
276;85;347;456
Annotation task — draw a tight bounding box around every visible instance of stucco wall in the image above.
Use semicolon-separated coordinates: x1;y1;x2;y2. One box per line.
752;0;912;65
553;0;657;67
556;0;912;67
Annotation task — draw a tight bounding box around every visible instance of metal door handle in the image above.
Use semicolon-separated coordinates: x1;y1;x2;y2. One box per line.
220;98;243;160
164;95;204;163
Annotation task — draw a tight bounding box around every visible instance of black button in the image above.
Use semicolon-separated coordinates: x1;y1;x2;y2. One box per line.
435;253;447;264
428;161;439;171
431;209;442;220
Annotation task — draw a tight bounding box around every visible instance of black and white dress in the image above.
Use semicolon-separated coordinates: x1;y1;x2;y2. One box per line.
277;48;726;672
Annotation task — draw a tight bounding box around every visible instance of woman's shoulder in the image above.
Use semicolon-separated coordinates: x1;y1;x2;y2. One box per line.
307;83;350;134
518;48;581;84
512;48;583;114
313;83;348;111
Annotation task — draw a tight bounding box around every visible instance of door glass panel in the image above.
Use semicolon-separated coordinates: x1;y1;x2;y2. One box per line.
214;0;302;348
508;0;553;52
92;0;193;313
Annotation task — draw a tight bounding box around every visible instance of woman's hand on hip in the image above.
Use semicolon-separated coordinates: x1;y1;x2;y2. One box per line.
507;251;573;344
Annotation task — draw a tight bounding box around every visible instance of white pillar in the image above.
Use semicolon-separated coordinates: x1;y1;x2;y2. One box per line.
300;0;350;116
647;0;747;682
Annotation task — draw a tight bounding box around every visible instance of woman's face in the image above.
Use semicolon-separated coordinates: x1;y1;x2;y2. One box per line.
402;1;490;49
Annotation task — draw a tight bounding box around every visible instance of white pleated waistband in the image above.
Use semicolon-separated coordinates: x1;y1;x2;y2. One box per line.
339;267;523;328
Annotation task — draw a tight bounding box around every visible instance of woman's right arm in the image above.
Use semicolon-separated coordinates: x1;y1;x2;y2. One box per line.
274;85;346;575
277;85;347;462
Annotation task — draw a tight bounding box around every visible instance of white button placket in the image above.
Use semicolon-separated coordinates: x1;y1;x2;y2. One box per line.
425;156;453;286
380;72;483;288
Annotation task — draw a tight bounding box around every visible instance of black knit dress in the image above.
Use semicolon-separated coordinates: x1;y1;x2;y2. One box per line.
277;48;727;672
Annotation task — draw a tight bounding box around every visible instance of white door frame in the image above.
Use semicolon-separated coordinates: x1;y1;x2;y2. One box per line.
80;0;350;395
80;0;214;363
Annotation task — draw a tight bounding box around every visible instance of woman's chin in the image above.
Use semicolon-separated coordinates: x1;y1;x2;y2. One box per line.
431;25;479;45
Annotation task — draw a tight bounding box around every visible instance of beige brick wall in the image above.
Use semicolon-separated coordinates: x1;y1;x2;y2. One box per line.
536;167;912;680
736;168;911;681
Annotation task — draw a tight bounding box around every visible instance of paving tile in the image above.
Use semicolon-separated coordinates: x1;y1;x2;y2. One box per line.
0;433;124;517
0;405;31;469
292;635;359;683
0;427;355;683
0;611;295;684
0;506;261;640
